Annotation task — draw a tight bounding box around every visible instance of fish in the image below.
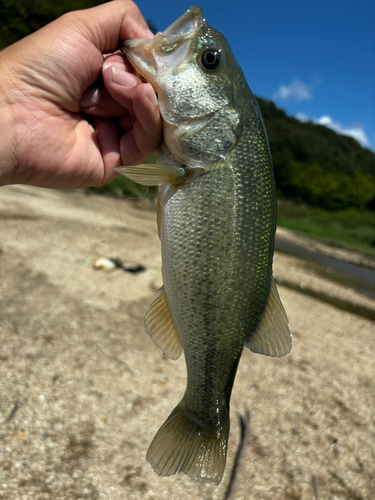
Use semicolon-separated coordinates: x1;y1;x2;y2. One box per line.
114;5;292;485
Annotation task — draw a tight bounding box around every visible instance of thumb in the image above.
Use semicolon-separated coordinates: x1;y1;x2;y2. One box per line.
74;0;152;54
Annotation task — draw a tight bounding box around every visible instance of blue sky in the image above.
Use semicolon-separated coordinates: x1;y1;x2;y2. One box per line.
133;0;375;152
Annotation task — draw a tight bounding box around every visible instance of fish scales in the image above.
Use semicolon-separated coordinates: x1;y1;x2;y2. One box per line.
160;124;275;416
116;5;292;485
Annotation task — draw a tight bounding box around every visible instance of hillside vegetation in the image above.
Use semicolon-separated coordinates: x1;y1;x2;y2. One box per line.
257;98;375;211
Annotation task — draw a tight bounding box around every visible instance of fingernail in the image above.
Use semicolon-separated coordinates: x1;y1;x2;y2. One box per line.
147;84;158;105
80;88;100;108
102;61;112;73
111;66;137;88
147;29;155;39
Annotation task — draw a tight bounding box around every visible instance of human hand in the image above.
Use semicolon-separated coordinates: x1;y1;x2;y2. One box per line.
0;0;162;189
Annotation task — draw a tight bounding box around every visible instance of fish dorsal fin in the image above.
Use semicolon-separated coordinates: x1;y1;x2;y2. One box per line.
245;278;292;357
144;286;183;360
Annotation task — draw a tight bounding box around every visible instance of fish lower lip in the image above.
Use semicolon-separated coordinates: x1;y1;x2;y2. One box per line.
121;41;157;82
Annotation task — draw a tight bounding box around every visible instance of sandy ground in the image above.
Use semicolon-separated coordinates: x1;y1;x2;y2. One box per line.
0;185;374;500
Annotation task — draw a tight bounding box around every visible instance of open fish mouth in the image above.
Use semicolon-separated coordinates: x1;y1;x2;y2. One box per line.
161;5;205;36
121;6;208;85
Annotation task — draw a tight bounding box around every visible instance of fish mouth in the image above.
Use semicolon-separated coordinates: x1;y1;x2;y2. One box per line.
121;6;207;86
161;5;205;36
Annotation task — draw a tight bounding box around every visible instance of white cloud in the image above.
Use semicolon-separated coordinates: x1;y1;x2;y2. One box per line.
295;113;310;122
273;78;313;103
346;128;370;146
316;115;333;126
296;114;370;147
316;116;370;146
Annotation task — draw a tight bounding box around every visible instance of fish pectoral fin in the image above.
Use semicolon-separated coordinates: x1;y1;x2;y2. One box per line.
113;164;185;186
244;278;292;357
144;286;183;360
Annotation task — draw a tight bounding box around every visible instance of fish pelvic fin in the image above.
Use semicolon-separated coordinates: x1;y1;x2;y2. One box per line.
144;286;183;360
147;403;228;484
245;277;292;357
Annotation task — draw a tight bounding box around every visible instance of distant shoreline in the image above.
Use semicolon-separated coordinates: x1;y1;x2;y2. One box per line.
276;226;375;270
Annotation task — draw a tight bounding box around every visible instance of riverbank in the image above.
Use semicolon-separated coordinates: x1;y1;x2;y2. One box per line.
1;185;374;500
277;201;375;260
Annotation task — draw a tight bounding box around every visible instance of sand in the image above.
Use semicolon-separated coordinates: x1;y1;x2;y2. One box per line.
0;185;374;500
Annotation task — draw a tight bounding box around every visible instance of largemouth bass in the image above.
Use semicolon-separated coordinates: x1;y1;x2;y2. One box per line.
115;5;292;485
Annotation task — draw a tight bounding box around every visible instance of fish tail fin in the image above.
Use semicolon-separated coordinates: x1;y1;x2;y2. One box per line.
146;403;228;484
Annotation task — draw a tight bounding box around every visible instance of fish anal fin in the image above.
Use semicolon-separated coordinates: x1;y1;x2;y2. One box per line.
147;403;228;484
113;164;185;186
144;286;182;360
245;278;292;357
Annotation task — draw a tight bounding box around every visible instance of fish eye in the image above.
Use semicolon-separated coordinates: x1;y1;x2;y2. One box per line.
201;49;221;70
